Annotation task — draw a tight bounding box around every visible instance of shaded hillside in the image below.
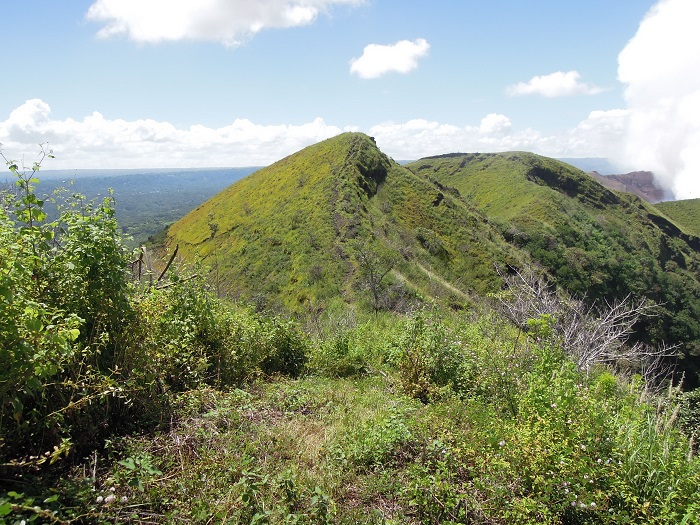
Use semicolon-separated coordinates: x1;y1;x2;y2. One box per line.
656;198;700;238
407;152;700;385
165;133;525;313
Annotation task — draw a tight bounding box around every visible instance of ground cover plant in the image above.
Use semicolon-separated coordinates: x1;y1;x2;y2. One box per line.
1;145;699;523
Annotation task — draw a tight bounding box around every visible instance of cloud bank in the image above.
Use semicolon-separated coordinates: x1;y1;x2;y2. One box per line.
0;99;344;168
0;100;628;169
350;38;430;79
507;71;603;98
369;110;626;161
616;0;700;199
86;0;364;46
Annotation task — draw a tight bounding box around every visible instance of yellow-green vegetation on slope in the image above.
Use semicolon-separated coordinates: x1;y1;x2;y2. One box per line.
656;198;700;238
166;133;526;313
3;157;700;524
408;152;700;387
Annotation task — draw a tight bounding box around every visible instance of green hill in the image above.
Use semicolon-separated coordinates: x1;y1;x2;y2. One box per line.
166;133;526;313
656;198;700;238
407;152;700;383
166;136;700;384
4;138;700;523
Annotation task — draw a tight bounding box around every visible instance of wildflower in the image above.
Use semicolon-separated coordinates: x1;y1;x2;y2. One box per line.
551;403;557;408
580;444;586;451
567;419;573;424
571;501;577;507
121;496;128;503
104;494;116;504
597;458;602;463
96;496;104;504
580;502;587;509
499;440;506;447
590;502;597;508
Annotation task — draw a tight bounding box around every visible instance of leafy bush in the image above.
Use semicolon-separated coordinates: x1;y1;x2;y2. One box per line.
124;280;309;417
390;312;475;402
1;150;132;461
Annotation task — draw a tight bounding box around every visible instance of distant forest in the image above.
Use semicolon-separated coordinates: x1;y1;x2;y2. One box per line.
6;167;260;246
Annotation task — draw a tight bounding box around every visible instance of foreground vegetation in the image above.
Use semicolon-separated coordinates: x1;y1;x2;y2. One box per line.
1;150;699;524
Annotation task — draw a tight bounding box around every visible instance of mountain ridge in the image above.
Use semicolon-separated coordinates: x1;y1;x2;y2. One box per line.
165;133;700;384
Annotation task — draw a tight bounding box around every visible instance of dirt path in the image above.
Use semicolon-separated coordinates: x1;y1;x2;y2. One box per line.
392;263;470;300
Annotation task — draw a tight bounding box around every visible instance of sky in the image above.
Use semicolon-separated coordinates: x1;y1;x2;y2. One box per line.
1;0;699;199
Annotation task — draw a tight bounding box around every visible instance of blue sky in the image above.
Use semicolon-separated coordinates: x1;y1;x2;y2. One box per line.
1;1;699;198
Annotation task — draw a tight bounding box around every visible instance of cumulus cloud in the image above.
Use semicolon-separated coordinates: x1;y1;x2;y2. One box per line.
0;99;343;168
479;113;512;136
85;0;364;46
615;0;700;199
0;100;627;169
350;38;430;79
368;111;624;161
507;71;603;97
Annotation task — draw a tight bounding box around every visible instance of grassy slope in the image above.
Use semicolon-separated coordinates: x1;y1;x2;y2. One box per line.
166;133;525;312
408;152;700;381
656;198;700;238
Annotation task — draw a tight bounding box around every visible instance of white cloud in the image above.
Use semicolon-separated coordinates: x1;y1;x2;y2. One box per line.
85;0;364;47
0;99;344;168
369;111;624;161
479;114;512;136
615;0;700;199
507;71;603;98
350;38;430;79
0;100;627;170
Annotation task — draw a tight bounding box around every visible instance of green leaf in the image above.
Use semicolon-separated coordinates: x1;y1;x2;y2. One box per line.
10;397;23;420
27;376;42;392
25;318;43;332
64;328;81;341
118;457;136;470
0;502;11;516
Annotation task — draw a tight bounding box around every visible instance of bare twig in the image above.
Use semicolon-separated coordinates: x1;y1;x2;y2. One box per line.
493;265;679;386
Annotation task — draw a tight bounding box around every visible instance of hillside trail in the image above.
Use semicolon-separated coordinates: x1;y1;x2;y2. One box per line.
392;263;470;300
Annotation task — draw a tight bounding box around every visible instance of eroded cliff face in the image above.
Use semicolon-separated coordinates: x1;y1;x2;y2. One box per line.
589;170;667;203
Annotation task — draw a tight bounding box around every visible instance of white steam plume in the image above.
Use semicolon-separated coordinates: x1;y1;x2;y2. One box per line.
617;0;700;200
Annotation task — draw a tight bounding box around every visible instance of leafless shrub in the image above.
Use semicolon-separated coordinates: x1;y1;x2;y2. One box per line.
493;265;679;387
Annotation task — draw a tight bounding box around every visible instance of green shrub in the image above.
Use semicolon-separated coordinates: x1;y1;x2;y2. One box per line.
0;153;133;461
390;312;473;402
308;330;368;378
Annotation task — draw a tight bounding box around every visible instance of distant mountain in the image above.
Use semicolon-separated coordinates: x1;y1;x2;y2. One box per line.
589;170;667;203
165;135;700;385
